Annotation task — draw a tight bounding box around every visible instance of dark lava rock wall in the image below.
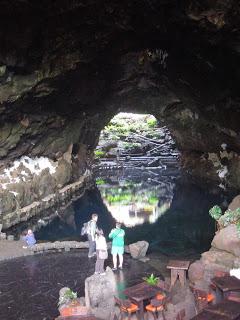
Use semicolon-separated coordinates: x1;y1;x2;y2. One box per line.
1;0;240;225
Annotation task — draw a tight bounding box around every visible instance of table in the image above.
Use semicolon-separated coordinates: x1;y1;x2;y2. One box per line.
211;275;240;302
167;260;190;287
191;310;229;319
205;299;240;320
55;316;100;320
123;282;162;319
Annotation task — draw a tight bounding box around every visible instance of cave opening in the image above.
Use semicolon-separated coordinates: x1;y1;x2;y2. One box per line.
6;110;226;260
93;111;179;228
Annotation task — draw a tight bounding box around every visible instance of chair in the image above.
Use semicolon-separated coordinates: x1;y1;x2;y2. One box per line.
114;296;139;320
176;309;185;320
191;287;214;314
145;298;166;320
226;291;240;303
156;279;171;293
156;279;171;305
155;292;166;301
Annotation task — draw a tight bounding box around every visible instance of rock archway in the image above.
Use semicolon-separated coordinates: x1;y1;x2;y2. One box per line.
1;0;240;227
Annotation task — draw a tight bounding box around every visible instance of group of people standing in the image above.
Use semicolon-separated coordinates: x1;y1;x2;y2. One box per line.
86;213;125;275
21;213;125;276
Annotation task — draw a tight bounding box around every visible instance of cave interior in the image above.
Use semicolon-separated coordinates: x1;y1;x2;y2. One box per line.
1;0;240;227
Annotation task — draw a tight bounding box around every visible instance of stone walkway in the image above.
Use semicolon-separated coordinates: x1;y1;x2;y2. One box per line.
0;239;90;261
0;251;159;320
0;239;34;261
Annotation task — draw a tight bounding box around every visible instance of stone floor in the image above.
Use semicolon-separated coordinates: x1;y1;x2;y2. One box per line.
0;241;199;320
0;239;34;261
0;250;160;320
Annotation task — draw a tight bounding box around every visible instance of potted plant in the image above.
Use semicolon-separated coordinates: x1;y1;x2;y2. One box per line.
143;273;159;286
58;288;80;316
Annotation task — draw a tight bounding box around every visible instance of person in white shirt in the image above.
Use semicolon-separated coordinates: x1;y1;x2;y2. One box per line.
95;229;108;275
87;213;99;258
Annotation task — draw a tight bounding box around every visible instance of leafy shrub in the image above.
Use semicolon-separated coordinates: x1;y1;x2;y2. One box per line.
122;142;141;150
106;193;132;204
96;178;106;185
148;196;158;205
94;150;106;159
147;118;157;128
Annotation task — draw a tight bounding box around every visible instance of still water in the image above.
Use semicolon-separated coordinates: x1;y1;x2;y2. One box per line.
0;252;159;320
9;167;227;256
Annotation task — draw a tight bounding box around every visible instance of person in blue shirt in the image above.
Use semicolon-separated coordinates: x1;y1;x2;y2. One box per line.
22;229;36;248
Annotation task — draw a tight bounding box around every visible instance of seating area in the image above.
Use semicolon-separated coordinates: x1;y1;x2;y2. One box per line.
54;262;240;320
113;259;189;319
191;273;240;320
114;296;139;320
112;261;240;320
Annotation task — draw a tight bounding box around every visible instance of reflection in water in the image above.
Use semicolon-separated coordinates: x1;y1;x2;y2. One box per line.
7;168;229;256
116;270;127;299
99;177;173;227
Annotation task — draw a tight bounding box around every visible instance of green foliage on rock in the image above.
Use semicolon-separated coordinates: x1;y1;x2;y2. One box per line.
209;205;222;220
209;205;240;237
218;208;240;228
96;113;160;158
122;142;141;150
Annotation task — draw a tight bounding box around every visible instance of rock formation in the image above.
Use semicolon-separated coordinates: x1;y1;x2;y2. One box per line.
1;1;240;226
189;223;240;288
85;267;117;319
129;240;149;259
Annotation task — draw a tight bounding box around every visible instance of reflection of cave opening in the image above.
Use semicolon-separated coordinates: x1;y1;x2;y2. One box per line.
94;112;180;228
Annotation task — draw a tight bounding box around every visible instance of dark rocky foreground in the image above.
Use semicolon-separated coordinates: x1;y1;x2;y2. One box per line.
0;251;159;320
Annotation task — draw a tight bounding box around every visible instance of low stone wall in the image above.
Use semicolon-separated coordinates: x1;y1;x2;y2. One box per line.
31;240;89;253
1;171;93;229
0;239;90;262
0;239;116;262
